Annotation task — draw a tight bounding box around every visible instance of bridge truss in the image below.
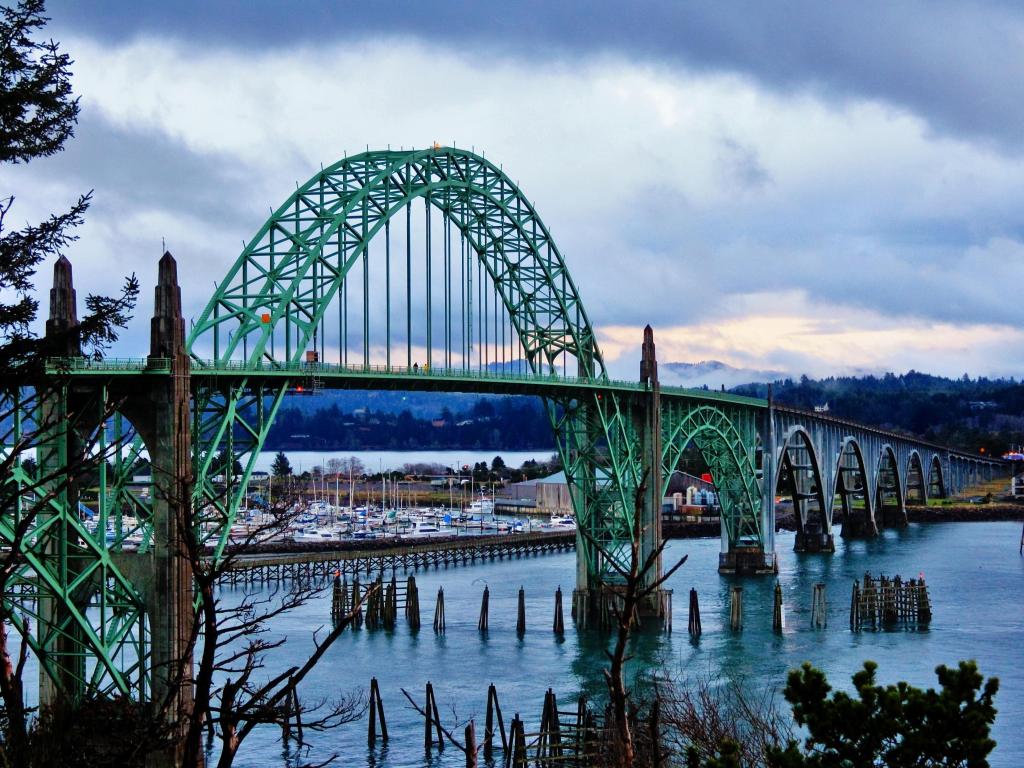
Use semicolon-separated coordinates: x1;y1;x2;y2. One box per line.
0;148;1006;709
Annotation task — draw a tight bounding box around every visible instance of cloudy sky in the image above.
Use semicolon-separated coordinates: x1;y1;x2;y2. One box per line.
9;1;1024;381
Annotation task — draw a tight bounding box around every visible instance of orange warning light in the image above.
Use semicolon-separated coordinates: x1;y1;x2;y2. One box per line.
261;313;271;323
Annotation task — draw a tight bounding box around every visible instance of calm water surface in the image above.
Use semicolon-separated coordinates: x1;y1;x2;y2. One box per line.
231;521;1024;767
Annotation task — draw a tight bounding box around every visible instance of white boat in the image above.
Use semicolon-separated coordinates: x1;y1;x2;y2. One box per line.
549;515;577;529
414;518;442;533
292;526;339;543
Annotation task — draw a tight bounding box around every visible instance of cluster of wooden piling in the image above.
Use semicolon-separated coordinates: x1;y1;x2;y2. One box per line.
850;573;932;629
389;680;616;767
333;581;579;638
332;576;930;638
223;531;575;586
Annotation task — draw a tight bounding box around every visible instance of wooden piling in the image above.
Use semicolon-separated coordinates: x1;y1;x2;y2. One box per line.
575;695;587;757
478;585;490;632
424;681;445;752
367;677;388;746
506;715;527;768
295;688;304;742
465;720;478;768
811;583;827;628
850;579;861;629
484;682;507;760
331;573;343;627
516;586;526;636
433;587;446;633
917;577;932;623
553;586;564;635
384;575;397;630
729;585;743;631
650;696;662;768
351;575;363;629
772;582;784;633
547;689;562;759
406;574;420;631
687;588;701;636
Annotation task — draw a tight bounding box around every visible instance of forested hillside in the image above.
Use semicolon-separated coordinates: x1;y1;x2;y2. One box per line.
262;371;1024;454
265;395;553;450
732;371;1024;455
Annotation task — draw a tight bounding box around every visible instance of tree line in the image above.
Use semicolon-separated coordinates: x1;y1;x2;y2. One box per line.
733;371;1024;456
265;395;555;451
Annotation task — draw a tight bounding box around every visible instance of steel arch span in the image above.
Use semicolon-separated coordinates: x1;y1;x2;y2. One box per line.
185;147;651;597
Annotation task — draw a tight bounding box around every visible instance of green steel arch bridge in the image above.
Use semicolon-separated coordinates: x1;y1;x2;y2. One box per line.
2;147;1006;713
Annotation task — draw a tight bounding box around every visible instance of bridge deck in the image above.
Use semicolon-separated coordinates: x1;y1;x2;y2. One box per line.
46;356;766;406
44;356;1001;463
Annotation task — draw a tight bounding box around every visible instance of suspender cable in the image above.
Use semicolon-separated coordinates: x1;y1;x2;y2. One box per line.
362;166;370;368
445;211;451;369
341;229;347;365
406;199;412;369
362;238;369;369
483;258;489;371
468;227;475;368
442;208;450;368
425;195;432;370
461;230;467;370
477;255;482;371
385;177;391;370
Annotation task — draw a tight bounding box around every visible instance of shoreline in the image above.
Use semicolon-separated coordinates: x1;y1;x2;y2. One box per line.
662;502;1024;542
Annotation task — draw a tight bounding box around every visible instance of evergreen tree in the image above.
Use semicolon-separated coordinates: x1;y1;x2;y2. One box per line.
0;3;140;762
767;660;998;768
0;0;137;383
270;451;292;478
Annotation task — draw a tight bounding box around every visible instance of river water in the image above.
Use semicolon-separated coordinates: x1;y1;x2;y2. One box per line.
229;521;1024;767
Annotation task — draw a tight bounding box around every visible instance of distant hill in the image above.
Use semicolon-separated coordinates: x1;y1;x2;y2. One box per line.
731;371;1024;456
661;360;787;389
279;390;511;419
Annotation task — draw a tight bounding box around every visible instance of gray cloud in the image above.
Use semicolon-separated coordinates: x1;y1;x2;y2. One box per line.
48;0;1024;150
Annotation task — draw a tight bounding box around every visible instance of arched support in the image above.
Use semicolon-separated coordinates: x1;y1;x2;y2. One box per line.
661;401;773;574
875;444;907;528
776;427;833;553
929;454;947;499
905;450;928;506
835;438;877;538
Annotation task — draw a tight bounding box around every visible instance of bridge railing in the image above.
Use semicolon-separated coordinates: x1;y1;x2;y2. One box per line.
45;357;171;372
41;355;767;406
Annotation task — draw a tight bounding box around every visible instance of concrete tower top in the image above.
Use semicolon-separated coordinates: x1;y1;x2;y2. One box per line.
150;251;185;360
640;324;658;386
46;255;81;355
